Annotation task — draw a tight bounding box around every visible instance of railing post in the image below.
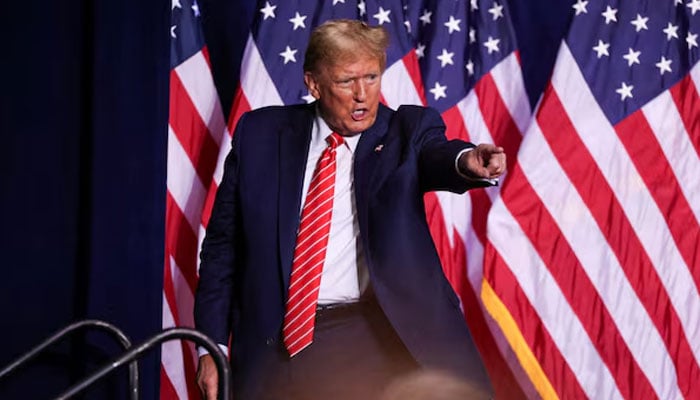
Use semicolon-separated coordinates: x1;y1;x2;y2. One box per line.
54;327;231;400
0;319;139;400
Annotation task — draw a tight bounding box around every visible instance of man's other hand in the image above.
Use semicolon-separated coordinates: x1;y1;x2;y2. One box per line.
196;354;219;400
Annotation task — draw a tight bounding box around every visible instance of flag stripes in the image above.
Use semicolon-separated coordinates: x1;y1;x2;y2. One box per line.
166;129;206;234
424;193;528;400
473;72;522;160
168;76;220;190
161;292;189;399
488;53;531;133
487;188;624;400
539;84;697;394
669;75;700;158
172;50;225;137
162;275;199;400
239;35;284;110
381;53;426;107
550;47;700;388
481;261;578;400
651;85;700;220
617;110;700;288
501;136;657;400
484;36;700;399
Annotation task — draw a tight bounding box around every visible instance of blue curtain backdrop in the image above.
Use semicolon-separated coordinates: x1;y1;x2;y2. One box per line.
0;0;571;398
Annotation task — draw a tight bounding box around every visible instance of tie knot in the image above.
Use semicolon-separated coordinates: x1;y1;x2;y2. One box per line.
327;132;344;149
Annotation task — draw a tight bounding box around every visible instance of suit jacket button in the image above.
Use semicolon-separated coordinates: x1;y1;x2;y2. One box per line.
266;337;275;346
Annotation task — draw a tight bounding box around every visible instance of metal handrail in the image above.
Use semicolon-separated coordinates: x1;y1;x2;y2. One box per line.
0;319;138;400
54;327;231;400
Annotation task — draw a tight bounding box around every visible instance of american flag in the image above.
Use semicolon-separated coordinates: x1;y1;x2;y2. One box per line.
483;0;700;399
164;0;537;398
162;0;228;398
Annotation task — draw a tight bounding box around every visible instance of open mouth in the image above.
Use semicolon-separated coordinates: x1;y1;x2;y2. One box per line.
352;109;367;120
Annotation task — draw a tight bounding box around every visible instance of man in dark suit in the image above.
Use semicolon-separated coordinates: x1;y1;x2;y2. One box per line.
194;19;505;400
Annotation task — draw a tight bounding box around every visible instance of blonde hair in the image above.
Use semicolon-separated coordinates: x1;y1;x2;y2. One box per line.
304;19;389;73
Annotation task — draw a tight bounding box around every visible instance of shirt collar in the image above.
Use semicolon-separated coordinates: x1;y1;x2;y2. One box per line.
313;107;361;153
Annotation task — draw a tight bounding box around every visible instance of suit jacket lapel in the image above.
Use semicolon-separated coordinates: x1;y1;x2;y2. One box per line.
278;104;315;293
354;104;392;250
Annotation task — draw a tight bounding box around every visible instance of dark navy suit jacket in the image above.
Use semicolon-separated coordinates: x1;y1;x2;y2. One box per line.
194;102;492;396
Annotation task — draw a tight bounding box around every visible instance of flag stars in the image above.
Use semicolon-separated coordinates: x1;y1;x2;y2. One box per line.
469;28;476;43
289;12;307;30
192;1;200;17
415;43;426;58
419;10;432;25
616;82;634;101
630;14;649;32
358;1;366;16
172;0;181;10
437;49;455;67
466;60;475;76
302;92;316;103
470;0;478;11
573;0;588;16
373;7;391;25
170;26;177;38
484;36;501;54
687;32;699;49
260;1;277;20
623;48;641;66
688;0;700;15
279;46;298;64
444;16;461;34
429;81;447;100
592;40;610;58
488;3;504;21
664;23;680;40
601;6;617;24
332;0;345;5
655;56;672;75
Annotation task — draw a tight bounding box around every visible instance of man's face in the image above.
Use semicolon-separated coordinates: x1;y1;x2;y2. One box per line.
304;54;382;137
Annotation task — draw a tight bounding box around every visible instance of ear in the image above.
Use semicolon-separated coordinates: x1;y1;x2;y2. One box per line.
304;71;321;99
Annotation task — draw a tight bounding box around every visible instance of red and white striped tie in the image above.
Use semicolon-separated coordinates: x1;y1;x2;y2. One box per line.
283;132;344;357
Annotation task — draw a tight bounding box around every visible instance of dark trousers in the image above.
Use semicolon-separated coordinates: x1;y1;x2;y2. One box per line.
252;301;418;400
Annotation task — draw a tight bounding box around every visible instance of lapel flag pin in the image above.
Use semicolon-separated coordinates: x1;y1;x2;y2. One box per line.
374;144;384;153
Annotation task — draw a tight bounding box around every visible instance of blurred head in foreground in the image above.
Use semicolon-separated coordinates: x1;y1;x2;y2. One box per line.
381;369;492;400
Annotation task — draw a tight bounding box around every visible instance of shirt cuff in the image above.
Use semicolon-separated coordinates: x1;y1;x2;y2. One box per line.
197;343;229;358
454;147;499;186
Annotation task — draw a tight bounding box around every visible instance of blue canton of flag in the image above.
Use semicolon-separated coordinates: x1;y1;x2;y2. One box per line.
405;0;518;111
567;0;700;124
251;0;418;105
170;0;205;68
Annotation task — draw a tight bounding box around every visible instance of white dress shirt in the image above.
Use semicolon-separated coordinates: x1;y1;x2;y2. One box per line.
303;113;368;304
